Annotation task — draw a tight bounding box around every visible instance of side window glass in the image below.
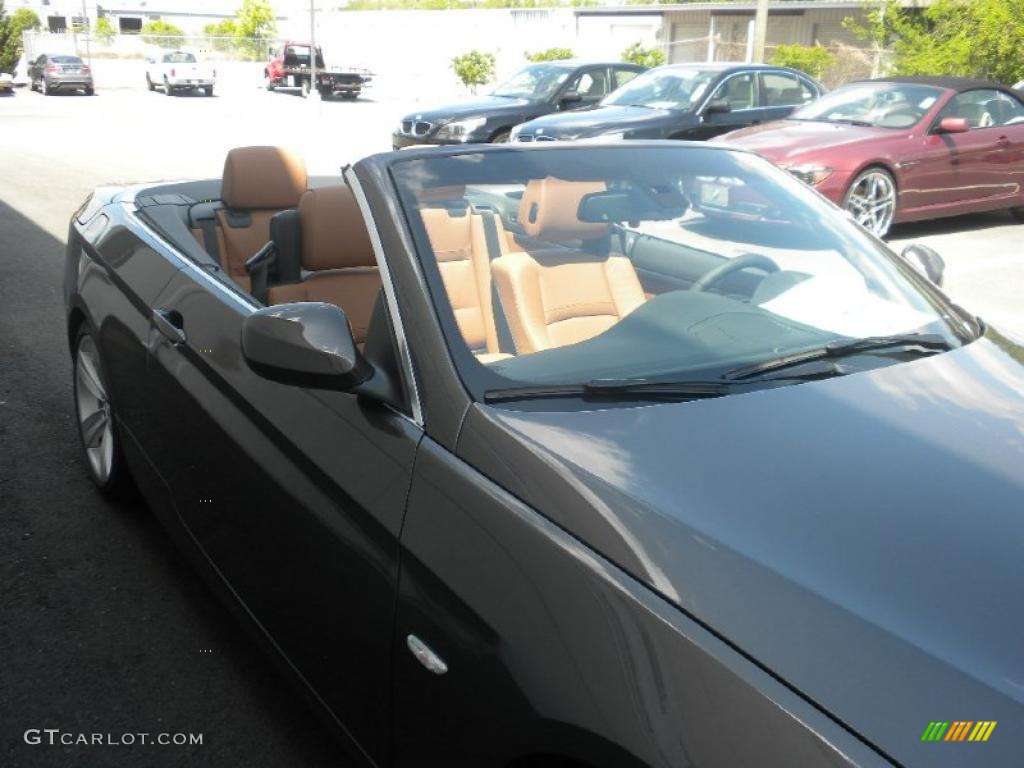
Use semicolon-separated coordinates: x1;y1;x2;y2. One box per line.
614;68;640;90
943;89;1009;129
568;69;609;99
711;73;756;110
762;72;815;107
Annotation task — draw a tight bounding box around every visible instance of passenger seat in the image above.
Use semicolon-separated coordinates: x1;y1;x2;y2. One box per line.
267;185;381;346
200;146;308;292
491;178;646;354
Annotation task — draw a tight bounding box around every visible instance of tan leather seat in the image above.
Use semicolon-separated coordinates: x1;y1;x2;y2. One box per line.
491;178;645;354
420;206;504;357
207;146;308;292
267;185;381;346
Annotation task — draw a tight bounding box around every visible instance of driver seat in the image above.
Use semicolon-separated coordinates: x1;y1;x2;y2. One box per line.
490;178;646;354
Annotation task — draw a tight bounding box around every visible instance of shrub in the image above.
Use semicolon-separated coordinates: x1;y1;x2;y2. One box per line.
0;7;42;72
770;43;836;80
526;47;574;62
141;20;185;49
452;50;496;92
94;16;116;45
622;42;665;69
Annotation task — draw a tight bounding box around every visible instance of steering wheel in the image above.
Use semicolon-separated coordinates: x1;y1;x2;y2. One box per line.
690;253;780;293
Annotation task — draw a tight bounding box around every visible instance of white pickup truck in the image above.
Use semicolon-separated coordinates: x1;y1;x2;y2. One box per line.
145;50;215;96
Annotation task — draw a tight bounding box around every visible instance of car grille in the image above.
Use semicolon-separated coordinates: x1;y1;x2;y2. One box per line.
401;120;433;137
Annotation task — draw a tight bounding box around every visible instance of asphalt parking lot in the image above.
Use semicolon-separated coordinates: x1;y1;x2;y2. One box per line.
1;74;1022;767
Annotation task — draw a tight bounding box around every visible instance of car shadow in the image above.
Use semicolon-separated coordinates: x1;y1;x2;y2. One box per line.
890;209;1016;239
0;198;342;767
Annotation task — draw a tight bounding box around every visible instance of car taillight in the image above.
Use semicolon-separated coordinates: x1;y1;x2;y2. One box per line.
81;65;90;73
170;68;176;77
46;65;59;73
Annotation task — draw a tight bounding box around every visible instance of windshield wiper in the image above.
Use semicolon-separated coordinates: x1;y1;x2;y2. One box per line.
484;378;735;404
723;333;953;381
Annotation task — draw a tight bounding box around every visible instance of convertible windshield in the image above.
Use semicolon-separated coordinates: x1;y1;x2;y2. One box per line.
492;63;574;100
392;147;970;396
602;67;718;111
792;82;943;128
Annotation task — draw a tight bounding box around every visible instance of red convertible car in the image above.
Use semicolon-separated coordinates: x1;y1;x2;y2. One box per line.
715;76;1024;236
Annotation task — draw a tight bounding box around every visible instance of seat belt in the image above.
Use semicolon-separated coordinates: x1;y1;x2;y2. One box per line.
197;216;223;272
245;241;277;305
478;211;517;355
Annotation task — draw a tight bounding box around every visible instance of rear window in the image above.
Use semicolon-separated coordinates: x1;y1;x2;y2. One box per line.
51;56;83;64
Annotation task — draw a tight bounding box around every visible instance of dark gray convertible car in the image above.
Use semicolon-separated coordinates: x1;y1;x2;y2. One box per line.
65;142;1023;767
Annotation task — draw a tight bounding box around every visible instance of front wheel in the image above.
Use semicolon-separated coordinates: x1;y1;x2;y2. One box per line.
204;86;214;97
73;328;135;499
843;167;897;238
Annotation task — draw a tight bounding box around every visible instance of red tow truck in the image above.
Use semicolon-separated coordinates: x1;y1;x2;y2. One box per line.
264;41;373;100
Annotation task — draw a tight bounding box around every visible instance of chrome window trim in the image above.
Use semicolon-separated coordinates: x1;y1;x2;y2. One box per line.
699;70;761;114
343;167;425;427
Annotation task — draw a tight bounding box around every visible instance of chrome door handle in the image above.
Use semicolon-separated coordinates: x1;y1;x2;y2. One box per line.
152;308;186;344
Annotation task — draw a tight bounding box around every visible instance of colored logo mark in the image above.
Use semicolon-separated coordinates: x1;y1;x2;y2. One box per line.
921;721;997;742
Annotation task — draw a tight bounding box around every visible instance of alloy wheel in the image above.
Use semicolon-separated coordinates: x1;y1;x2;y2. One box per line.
75;334;115;484
844;169;896;237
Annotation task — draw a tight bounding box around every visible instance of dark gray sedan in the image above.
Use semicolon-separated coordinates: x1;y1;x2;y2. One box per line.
511;63;823;142
29;53;94;95
64;142;1023;767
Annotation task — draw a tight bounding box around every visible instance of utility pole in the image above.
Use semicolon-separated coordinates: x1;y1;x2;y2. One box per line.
752;0;769;64
309;0;317;99
82;0;92;66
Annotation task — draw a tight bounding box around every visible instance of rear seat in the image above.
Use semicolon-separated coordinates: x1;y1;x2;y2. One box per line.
267;185;381;347
192;146;308;292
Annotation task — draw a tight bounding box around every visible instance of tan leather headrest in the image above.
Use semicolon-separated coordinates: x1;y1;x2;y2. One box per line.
519;178;608;241
222;146;307;210
299;185;376;271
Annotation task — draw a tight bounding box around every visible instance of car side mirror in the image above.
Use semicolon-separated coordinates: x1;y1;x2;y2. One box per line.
242;302;372;391
560;90;582;108
704;98;732;115
937;117;969;134
901;244;945;287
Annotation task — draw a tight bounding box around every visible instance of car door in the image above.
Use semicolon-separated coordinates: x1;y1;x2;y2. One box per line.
142;253;421;765
561;66;613;110
688;71;759;140
758;70;818;123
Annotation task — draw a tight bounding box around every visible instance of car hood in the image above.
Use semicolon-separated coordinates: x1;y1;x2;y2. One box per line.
401;95;536;123
461;330;1024;767
716;119;897;167
519;104;686;139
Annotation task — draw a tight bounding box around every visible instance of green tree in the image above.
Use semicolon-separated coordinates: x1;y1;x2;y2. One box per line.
1;7;41;73
141;19;185;48
452;50;496;92
94;16;116;45
770;43;836;80
845;0;1024;84
203;19;239;53
235;0;276;59
621;42;665;69
526;47;574;62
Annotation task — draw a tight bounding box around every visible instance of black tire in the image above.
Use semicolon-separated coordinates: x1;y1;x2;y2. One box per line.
41;78;50;96
85;86;94;96
265;73;275;91
491;129;511;143
301;79;311;98
163;77;173;96
842;166;897;238
204;86;214;97
1010;207;1024;222
146;74;155;91
72;326;137;500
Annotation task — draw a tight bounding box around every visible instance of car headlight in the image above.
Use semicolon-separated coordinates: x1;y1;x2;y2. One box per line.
783;164;834;186
435;117;488;141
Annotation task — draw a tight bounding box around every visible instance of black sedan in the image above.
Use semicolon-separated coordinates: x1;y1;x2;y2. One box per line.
511;63;823;142
392;60;646;148
66;142;1023;767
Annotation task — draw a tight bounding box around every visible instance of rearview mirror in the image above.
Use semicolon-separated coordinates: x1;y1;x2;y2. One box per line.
242;302;371;390
704;98;731;115
560;90;582;108
578;189;688;223
937;117;969;134
901;244;945;287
